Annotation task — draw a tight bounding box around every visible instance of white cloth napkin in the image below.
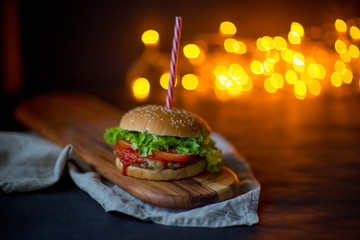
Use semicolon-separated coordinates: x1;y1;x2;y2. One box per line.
0;131;260;227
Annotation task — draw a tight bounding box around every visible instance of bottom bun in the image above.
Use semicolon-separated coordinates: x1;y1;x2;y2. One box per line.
115;158;207;180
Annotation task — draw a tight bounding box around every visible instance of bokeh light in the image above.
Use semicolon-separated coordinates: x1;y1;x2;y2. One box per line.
182;74;199;90
141;30;159;46
220;21;237;36
133;78;150;100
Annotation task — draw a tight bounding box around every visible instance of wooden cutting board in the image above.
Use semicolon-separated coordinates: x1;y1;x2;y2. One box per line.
15;92;240;209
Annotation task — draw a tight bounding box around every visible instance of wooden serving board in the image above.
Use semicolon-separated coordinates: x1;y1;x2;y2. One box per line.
15;92;240;209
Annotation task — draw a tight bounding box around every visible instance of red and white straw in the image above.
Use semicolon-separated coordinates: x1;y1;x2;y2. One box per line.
165;16;182;109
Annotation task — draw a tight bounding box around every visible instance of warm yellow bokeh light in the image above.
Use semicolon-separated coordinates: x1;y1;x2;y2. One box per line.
224;39;246;54
251;60;263;74
340;52;351;62
293;52;305;65
317;64;326;79
270;72;284;89
234;41;247;54
285;70;297;84
160;73;178;89
293;52;305;72
229;64;247;82
220;21;237;36
256;38;267;51
350;26;360;40
291;22;304;37
349;44;360;58
133;78;150;99
264;58;276;74
183;44;200;58
215;76;227;90
309;79;321;96
307;63;321;79
218;74;233;88
281;49;295;63
264;77;277;93
342;69;353;84
335;19;347;33
214;65;228;78
331;72;342;87
141;30;159;46
227;83;242;96
335;60;346;73
335;40;347;54
262;36;274;50
273;36;287;50
182;74;199;90
294;81;307;99
288;31;301;44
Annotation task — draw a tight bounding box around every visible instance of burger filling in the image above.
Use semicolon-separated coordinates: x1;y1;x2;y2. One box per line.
114;142;205;174
104;127;222;174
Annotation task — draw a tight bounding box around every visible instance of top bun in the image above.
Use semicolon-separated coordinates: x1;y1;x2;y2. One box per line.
120;105;211;137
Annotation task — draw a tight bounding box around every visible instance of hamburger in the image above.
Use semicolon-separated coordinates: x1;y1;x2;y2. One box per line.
104;105;222;180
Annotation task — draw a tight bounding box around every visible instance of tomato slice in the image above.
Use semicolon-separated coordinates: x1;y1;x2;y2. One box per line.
153;150;195;162
118;140;132;149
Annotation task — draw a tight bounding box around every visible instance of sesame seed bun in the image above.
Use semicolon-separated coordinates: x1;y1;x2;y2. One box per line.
115;157;207;180
119;105;211;137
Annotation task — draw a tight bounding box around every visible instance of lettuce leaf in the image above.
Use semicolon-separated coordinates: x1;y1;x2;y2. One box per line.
104;126;222;172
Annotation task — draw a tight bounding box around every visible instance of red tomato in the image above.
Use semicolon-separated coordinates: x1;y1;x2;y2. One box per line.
118;140;132;149
153;150;195;162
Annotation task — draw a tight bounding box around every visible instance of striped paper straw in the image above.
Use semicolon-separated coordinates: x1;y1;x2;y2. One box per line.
165;16;182;109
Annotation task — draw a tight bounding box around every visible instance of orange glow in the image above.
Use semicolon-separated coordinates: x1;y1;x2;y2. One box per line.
160;73;178;89
133;78;150;99
131;18;360;101
141;30;159;46
220;21;237;36
183;44;200;58
335;19;347;33
350;26;360;40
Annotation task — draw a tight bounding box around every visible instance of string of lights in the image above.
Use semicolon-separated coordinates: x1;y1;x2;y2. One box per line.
126;18;360;101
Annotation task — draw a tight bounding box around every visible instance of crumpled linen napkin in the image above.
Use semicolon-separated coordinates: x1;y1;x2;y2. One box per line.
0;131;260;227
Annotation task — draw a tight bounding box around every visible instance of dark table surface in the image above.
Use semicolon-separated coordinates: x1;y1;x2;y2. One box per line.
1;89;360;240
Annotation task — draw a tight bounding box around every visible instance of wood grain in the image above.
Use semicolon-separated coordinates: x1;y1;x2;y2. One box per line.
14;92;240;209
